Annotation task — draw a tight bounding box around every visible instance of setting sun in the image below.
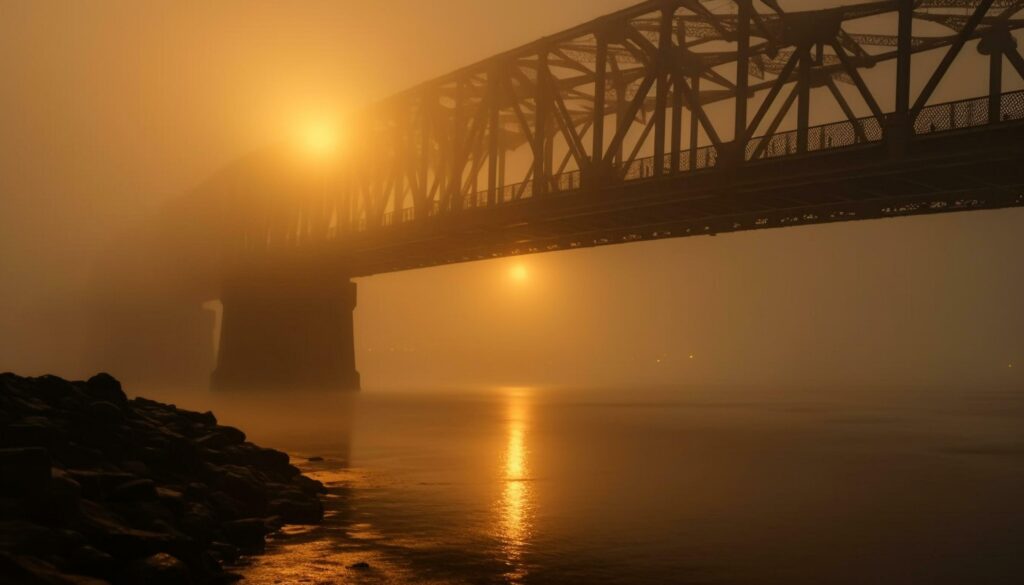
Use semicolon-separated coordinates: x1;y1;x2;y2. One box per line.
298;121;339;159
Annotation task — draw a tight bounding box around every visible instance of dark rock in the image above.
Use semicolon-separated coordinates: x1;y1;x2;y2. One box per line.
0;373;326;584
88;400;123;424
2;420;58;449
269;496;323;524
349;561;371;570
207;541;239;563
0;447;51;496
120;552;191;585
69;544;116;578
84;373;126;403
0;551;108;584
306;456;324;462
67;470;137;500
221;518;267;552
109;479;157;502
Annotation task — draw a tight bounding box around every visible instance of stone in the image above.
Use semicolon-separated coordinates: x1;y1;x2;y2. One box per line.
349;561;371;570
0;447;51;496
119;552;191;585
69;544;116;578
269;496;324;524
221;518;268;551
110;479;157;502
88;400;123;424
84;373;126;403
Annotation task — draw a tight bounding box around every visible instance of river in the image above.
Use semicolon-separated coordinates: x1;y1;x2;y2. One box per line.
161;384;1024;584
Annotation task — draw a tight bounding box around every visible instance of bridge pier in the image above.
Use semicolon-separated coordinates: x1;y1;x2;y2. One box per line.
211;259;360;391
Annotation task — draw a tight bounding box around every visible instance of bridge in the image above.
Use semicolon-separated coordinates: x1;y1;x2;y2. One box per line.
211;0;1024;391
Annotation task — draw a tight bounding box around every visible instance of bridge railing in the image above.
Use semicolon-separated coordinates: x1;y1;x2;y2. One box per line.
377;89;1024;232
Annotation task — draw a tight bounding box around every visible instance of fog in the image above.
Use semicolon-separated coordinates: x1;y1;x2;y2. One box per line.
1;0;1022;392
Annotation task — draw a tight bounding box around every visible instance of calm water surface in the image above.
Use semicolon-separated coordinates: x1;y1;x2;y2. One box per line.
192;385;1024;584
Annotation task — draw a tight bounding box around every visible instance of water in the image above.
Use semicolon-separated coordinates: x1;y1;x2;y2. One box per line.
185;385;1024;584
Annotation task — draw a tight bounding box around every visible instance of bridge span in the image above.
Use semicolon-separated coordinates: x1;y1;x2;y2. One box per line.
212;0;1024;391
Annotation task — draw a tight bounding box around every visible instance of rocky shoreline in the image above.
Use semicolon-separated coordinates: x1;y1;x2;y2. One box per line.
0;373;326;584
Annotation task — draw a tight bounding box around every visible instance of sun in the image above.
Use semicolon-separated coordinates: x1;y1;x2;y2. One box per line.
298;121;339;160
509;263;529;284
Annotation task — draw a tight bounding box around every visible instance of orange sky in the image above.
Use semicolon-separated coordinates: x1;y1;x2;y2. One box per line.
1;1;1022;389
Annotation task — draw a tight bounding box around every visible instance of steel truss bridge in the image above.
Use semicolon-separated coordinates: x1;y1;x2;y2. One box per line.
230;0;1024;277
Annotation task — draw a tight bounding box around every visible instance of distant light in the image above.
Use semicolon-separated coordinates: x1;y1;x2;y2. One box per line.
509;263;528;283
688;353;695;359
299;122;338;160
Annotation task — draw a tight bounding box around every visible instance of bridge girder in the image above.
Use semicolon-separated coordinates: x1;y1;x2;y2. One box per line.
226;0;1024;276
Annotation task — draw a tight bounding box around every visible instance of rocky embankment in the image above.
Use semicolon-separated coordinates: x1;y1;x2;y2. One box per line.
0;373;326;584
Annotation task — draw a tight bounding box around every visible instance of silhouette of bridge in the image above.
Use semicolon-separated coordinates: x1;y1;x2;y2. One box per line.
214;0;1024;391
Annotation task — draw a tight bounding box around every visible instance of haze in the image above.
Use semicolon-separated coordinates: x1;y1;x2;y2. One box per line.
1;0;1021;391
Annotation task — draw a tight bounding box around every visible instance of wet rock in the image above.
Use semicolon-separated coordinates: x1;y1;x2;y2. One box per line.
269;496;323;524
120;552;191;585
221;518;268;551
0;373;326;584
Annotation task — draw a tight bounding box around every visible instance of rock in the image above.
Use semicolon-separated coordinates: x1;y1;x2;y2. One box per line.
67;470;137;500
84;373;126;403
2;420;58;449
110;479;157;502
0;447;51;496
0;551;108;584
292;474;327;495
69;544;116;578
88;400;123;424
221;518;268;551
306;456;324;462
120;552;191;585
0;373;326;584
349;561;371;570
207;541;239;563
269;496;323;524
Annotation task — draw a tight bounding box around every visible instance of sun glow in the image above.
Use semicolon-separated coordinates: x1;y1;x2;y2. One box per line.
297;120;340;160
509;263;529;284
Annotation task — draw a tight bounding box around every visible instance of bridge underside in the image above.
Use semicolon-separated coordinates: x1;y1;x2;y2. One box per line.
310;120;1024;277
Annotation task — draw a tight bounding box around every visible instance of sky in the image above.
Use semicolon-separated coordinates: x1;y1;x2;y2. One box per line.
0;0;1021;390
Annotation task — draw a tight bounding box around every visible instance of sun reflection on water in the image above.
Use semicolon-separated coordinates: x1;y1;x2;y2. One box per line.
497;388;535;582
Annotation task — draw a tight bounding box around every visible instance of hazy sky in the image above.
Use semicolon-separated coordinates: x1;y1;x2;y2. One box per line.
1;0;1021;390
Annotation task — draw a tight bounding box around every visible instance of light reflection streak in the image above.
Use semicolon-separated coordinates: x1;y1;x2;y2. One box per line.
497;388;535;582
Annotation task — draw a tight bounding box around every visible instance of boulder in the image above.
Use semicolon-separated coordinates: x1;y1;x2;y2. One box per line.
0;447;51;496
119;552;191;585
84;373;126;403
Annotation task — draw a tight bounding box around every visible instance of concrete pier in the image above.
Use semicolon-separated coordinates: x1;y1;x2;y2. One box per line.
212;259;359;391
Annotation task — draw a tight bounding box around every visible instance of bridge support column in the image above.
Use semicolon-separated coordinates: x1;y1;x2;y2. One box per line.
212;260;360;391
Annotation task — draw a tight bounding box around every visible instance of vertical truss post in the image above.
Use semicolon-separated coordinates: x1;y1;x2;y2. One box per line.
417;92;431;219
689;73;700;170
591;31;608;186
734;0;751;165
613;59;626;167
797;48;811;154
534;51;550;196
488;65;501;206
891;0;913;155
654;7;673;177
448;81;465;212
986;26;1008;123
